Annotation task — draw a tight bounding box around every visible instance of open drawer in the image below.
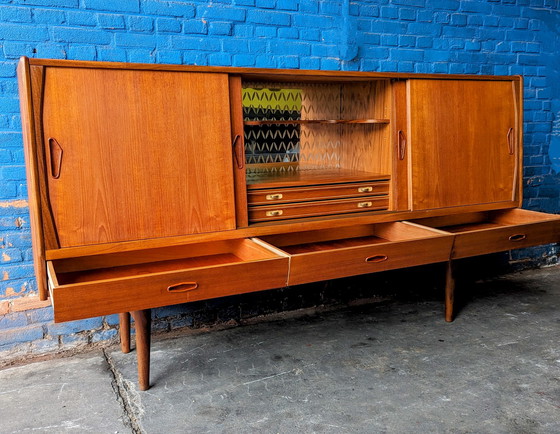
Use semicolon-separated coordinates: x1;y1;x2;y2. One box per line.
412;209;560;259
47;239;289;322
257;222;454;286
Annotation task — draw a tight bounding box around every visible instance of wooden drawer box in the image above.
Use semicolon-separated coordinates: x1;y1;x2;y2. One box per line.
249;196;389;222
247;181;390;205
47;239;289;322
412;209;560;259
258;222;453;285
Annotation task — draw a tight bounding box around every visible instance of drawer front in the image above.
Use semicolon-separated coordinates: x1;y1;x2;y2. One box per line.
249;196;389;222
248;181;390;205
288;236;452;286
452;220;560;259
51;257;289;322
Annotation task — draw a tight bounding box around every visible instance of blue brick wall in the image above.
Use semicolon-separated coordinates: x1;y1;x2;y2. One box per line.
1;0;559;358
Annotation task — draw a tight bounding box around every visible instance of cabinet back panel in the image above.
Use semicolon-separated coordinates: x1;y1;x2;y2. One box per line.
41;67;236;247
408;80;517;210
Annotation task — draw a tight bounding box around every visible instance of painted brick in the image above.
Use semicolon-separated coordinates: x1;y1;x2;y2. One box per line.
172;36;220;51
156;17;181;33
11;0;78;7
201;5;246;21
0;311;28;329
1;248;23;263
84;0;140;13
223;39;249;53
47;317;104;336
0;183;17;199
360;5;380;17
1;165;26;181
67;11;98;26
1;6;33;23
32;8;65;24
97;13;126;29
247;9;291;26
209;52;232;66
257;0;276;8
127;49;156;63
115;32;157;48
67;45;97;61
232;54;256;66
92;328;118;342
157;50;183;64
276;0;298;10
208;21;233;36
399;8;417;21
255;26;276;37
0;324;43;346
184;20;208;34
53;27;112;44
12;297;51;313
0;23;49;42
128;15;154;32
181;52;208;65
381;7;399;19
278;28;298;39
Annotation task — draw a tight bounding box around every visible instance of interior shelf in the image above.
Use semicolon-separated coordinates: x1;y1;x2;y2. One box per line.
246;168;390;189
244;119;390;125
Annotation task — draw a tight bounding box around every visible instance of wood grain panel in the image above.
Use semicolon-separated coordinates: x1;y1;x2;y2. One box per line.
392;80;409;211
41;67;236;247
17;58;49;300
408;80;517;210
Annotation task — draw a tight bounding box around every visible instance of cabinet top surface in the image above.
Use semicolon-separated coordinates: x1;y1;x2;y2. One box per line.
23;57;520;82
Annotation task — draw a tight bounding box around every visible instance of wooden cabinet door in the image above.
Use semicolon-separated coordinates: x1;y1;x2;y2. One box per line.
408;80;518;210
42;67;236;247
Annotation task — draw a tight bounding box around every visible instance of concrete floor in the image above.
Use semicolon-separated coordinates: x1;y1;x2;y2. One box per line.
1;267;559;433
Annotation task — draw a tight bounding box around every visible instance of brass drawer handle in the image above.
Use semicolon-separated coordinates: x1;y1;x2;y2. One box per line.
167;282;198;293
509;234;526;242
358;186;373;193
266;193;283;201
266;210;283;217
365;255;388;263
357;201;372;208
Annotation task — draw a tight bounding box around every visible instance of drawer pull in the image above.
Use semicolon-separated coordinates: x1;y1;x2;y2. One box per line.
266;210;283;217
357;201;372;208
167;282;198;293
358;186;373;193
509;233;527;242
365;255;388;263
266;193;283;201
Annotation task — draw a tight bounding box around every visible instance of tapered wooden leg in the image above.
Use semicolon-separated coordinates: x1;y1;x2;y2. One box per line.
131;309;151;391
119;312;131;354
445;261;455;322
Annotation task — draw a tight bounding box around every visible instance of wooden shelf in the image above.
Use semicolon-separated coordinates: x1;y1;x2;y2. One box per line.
246;168;390;189
244;119;390;126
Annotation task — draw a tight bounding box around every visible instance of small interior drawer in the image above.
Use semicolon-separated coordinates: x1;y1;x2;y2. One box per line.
249;196;389;223
258;222;453;285
412;209;560;259
47;239;289;322
247;181;390;205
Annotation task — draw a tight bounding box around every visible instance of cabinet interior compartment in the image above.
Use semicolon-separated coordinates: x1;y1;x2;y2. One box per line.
412;208;560;259
242;79;394;222
50;239;282;285
260;222;444;254
258;222;453;285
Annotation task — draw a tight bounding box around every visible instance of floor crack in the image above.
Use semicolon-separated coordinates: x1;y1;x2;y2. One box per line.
102;348;146;434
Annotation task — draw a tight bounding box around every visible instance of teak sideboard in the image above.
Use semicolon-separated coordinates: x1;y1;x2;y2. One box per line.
17;57;560;390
